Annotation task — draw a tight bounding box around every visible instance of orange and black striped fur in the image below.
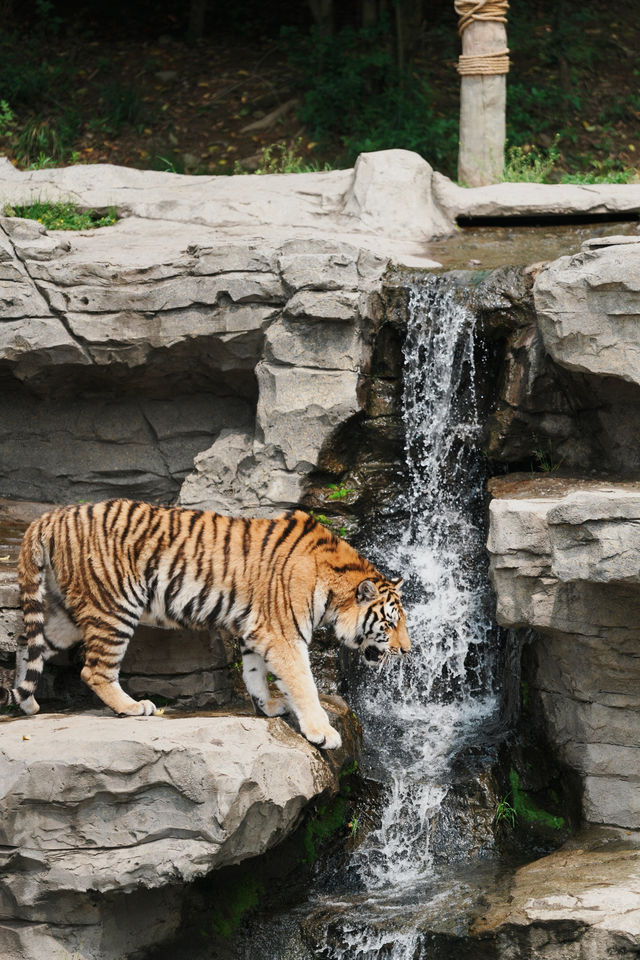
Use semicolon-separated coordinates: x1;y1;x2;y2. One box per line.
4;500;410;749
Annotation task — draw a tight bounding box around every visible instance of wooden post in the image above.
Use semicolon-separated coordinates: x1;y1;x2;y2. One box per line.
308;0;334;35
456;0;509;186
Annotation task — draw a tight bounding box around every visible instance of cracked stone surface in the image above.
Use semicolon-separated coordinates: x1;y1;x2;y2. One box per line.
534;236;640;386
0;149;452;265
0;212;388;509
3;151;445;511
0;701;358;960
488;477;640;828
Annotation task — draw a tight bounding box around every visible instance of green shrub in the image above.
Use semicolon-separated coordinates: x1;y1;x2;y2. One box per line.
98;83;147;134
0;100;14;138
503;139;560;183
16;112;79;165
283;23;458;172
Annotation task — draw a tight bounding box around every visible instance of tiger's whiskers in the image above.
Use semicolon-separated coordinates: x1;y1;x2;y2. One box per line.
378;650;391;673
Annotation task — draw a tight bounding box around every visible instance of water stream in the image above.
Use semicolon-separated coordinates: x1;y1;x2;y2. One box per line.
297;277;501;959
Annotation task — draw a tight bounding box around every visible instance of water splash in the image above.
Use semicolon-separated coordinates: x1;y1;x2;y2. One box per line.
341;277;496;895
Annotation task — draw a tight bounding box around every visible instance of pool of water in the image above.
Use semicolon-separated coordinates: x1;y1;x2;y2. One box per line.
428;220;638;270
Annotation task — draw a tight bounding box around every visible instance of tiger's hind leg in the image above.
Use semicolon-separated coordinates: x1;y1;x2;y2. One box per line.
15;600;84;714
12;553;81;715
242;650;288;717
79;619;156;717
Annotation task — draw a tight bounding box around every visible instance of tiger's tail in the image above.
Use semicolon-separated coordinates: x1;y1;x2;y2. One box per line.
7;520;49;715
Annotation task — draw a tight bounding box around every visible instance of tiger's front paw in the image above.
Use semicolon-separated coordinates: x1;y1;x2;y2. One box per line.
301;721;342;750
119;699;157;717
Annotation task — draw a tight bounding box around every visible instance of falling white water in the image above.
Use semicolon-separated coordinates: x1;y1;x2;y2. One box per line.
234;277;500;960
346;276;497;893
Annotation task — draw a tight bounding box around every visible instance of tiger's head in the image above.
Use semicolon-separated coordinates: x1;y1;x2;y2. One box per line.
338;576;410;664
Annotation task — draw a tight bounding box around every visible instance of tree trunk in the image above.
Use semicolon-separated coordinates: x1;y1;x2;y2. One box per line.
360;0;378;28
394;0;424;70
187;0;208;41
457;17;507;185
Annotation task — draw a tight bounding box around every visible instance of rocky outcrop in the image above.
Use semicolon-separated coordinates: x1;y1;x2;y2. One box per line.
0;208;389;510
0;149;450;262
534;235;640;385
483;237;640;478
474;828;640;958
2;150;444;514
434;173;640;221
0;699;358;960
488;477;640;829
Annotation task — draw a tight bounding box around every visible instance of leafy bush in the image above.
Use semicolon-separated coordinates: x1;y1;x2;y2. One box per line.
0;100;14;138
16;112;79;165
283;23;458;173
98;83;147;134
503;139;560;182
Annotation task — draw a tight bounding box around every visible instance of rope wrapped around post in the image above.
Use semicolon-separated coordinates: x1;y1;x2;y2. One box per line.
454;0;510;75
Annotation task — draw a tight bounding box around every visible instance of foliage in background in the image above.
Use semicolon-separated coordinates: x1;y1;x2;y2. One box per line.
234;138;332;175
282;22;458;172
0;0;638;182
503;139;561;183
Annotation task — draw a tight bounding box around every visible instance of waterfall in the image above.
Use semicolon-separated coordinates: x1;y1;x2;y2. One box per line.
309;276;499;957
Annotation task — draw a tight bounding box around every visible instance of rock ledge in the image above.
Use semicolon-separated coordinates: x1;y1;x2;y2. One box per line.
0;702;356;959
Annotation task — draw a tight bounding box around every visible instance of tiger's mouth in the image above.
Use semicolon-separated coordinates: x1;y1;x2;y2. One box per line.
364;645;384;663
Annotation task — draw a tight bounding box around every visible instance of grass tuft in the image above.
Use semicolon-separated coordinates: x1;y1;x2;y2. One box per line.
3;200;118;231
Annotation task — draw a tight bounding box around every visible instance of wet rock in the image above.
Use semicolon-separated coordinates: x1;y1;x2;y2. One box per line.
475;828;640;959
480;248;640;477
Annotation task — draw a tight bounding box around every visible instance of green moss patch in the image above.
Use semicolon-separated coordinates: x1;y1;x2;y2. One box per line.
205;875;265;940
509;768;565;831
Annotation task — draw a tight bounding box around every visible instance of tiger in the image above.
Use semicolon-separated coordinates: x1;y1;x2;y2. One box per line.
2;500;411;750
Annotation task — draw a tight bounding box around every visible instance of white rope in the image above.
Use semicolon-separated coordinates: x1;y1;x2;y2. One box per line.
454;0;510;76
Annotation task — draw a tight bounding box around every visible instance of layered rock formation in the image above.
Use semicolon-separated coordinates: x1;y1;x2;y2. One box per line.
1;151;430;513
489;478;640;829
0;209;389;510
474;827;640;958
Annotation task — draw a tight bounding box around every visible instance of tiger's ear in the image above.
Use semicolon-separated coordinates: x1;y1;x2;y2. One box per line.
391;577;404;591
356;579;378;602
